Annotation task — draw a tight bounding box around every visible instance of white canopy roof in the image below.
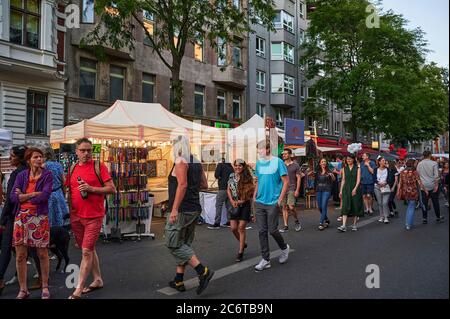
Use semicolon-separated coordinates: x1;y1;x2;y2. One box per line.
0;128;13;146
50;101;225;144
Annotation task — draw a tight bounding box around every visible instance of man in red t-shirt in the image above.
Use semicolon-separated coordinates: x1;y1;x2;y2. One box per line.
66;138;116;299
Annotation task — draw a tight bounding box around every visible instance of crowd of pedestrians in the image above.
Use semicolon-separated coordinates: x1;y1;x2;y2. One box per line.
0;137;448;298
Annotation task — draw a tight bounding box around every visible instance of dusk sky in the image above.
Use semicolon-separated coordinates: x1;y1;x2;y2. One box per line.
381;0;449;68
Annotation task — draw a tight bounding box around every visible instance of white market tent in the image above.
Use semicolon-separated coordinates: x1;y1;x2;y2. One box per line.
0;128;13;146
433;153;449;159
50;100;225;144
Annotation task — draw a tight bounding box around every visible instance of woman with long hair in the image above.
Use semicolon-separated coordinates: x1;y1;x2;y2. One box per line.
227;159;255;262
315;158;335;230
374;157;391;224
338;155;363;232
397;159;427;230
10;147;53;299
0;145;28;296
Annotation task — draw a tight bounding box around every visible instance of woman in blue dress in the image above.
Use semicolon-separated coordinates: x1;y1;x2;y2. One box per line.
43;148;68;227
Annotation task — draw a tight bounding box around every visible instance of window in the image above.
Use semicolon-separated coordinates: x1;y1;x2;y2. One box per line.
81;0;94;23
283;43;294;63
143;10;154;46
232;43;242;68
271;74;295;95
195;85;205;116
142;73;155;103
299;1;305;19
322;119;329;132
26;91;47;136
256;70;266;91
335;121;340;135
274;10;294;33
299;29;305;44
217;90;226;117
194;36;203;62
10;0;40;48
110;65;125;102
275;108;283;127
300;86;306;101
271;42;294;63
256;103;265;117
271;43;283;60
217;37;227;66
256;37;266;58
79;58;97;99
232;95;240;119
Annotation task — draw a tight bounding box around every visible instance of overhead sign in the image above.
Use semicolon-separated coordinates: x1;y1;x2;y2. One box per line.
214;122;231;128
285;118;305;146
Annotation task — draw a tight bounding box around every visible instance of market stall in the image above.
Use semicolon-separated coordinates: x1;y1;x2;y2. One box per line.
50;100;226;238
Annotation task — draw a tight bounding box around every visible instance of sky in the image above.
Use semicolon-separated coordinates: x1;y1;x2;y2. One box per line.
380;0;449;68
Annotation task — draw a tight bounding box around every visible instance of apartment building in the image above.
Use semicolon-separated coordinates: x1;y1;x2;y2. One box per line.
0;0;66;147
66;0;248;129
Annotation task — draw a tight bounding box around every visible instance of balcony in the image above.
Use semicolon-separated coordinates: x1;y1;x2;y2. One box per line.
212;66;247;89
271;93;297;108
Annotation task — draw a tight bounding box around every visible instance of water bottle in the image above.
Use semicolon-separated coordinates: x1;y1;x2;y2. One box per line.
77;177;88;200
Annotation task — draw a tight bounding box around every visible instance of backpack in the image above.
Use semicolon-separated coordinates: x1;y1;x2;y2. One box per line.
67;160;105;211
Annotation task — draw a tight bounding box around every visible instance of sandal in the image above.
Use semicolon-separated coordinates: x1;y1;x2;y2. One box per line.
16;290;30;299
42;286;51;299
68;294;81;299
82;284;104;294
318;224;325;231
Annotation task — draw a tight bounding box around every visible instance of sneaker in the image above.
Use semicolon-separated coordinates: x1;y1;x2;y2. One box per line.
294;222;302;232
169;280;186;292
445;202;449;207
384;218;390;224
207;224;220;230
337;225;347;232
222;222;231;228
389;212;395;218
196;267;214;295
324;219;331;227
378;218;384;223
422;219;428;224
437;216;445;223
279;244;290;264
254;259;271;272
351;225;358;231
279;226;289;233
406;226;411;230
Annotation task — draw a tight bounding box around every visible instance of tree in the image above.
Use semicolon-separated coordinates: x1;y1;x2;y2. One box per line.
82;0;275;114
301;0;429;141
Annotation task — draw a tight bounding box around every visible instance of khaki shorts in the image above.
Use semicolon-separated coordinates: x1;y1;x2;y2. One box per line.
281;191;296;207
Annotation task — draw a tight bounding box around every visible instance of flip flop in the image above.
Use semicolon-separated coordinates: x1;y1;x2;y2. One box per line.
82;285;104;294
68;294;81;299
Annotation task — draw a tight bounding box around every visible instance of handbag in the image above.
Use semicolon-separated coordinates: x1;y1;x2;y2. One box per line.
380;184;391;194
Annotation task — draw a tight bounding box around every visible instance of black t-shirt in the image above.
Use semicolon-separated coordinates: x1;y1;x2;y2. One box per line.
215;162;234;190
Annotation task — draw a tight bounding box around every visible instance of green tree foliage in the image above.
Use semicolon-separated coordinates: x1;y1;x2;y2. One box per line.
301;0;447;144
81;0;275;114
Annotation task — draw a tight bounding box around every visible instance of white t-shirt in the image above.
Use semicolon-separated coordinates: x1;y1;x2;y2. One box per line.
376;168;388;184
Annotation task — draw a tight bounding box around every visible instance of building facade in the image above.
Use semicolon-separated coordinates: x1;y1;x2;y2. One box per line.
0;0;66;148
65;0;248;129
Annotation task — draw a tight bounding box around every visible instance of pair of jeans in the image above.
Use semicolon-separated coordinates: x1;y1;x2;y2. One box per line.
255;202;287;261
374;185;390;219
388;187;397;212
215;190;232;225
316;191;331;224
406;200;416;227
421;190;441;220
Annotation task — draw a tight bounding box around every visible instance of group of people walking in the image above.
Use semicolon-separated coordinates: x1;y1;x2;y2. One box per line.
0;139;116;299
0;135;447;298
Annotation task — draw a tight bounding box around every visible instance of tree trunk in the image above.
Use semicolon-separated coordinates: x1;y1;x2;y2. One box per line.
170;61;183;114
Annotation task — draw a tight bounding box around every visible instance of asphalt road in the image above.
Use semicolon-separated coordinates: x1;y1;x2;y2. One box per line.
0;199;448;299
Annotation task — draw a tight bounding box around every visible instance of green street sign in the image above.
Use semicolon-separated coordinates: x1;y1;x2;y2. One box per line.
215;122;231;128
93;144;102;154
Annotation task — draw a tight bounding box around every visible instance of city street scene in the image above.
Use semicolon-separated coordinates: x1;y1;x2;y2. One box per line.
0;0;448;305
